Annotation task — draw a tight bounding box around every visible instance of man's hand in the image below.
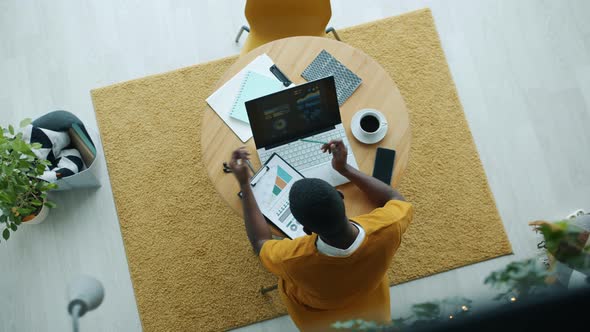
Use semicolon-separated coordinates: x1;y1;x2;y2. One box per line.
321;140;348;173
322;140;404;205
229;147;271;255
229;147;251;186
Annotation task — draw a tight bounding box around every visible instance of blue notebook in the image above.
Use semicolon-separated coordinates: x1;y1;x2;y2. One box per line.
230;71;284;124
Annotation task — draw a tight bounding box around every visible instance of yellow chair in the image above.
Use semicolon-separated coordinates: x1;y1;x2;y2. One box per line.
235;0;341;55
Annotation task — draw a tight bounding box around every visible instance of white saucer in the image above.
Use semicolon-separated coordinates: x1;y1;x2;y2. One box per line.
351;110;388;144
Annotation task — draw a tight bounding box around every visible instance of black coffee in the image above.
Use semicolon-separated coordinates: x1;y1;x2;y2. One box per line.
360;115;380;133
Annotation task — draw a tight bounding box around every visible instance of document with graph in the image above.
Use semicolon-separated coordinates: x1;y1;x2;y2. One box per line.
247;153;306;239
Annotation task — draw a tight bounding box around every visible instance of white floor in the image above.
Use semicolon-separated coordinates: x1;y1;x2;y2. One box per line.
1;0;589;331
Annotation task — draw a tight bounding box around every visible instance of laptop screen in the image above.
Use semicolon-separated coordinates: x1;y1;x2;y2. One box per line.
245;76;341;149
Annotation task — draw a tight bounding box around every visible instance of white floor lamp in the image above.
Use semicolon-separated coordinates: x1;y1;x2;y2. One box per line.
67;276;105;332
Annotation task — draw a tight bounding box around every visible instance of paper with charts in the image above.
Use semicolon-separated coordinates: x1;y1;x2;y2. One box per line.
250;154;306;239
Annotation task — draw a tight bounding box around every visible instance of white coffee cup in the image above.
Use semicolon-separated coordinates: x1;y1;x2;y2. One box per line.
357;109;388;136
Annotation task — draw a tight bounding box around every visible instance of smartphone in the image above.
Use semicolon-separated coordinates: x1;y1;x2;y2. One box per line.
372;147;396;185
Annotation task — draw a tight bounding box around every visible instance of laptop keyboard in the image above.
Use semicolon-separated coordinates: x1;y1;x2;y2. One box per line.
259;127;351;170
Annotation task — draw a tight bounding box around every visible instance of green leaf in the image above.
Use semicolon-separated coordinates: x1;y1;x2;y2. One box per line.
19;118;32;128
0;191;11;202
10;223;17;231
358;321;379;329
12;138;25;152
332;321;355;329
31;199;43;206
36;164;46;174
3;228;9;240
412;302;441;319
44;201;57;209
17;208;33;216
8;125;14;135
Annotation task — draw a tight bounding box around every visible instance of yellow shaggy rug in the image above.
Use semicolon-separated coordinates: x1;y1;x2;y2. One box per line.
91;8;512;331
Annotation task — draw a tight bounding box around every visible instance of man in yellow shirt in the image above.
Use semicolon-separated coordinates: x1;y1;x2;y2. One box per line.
228;140;414;331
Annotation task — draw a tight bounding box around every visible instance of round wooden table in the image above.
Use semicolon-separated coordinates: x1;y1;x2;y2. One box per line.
201;36;411;221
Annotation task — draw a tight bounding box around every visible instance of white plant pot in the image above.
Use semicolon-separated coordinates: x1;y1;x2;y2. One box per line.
23;204;49;225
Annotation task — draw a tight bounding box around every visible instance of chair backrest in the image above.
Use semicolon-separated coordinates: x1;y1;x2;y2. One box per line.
245;0;332;38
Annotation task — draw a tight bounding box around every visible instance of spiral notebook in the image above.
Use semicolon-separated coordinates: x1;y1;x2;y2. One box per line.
230;71;284;124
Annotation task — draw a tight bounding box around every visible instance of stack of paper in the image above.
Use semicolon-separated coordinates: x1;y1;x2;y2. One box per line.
229;71;284;124
248;153;306;239
206;54;290;143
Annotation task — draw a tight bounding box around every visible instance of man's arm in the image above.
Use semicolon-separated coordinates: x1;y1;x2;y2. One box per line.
239;184;272;255
339;164;404;206
229;148;272;255
322;140;405;207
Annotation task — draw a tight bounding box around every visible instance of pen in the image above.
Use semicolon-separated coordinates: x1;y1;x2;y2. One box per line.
300;139;328;145
245;159;255;173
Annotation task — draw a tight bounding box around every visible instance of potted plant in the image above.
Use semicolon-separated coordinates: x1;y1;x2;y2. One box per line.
0;119;57;242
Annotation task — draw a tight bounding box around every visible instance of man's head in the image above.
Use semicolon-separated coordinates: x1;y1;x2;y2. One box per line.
289;178;348;237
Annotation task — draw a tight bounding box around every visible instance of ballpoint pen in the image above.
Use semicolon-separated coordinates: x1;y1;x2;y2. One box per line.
244;159;255;173
300;139;328;145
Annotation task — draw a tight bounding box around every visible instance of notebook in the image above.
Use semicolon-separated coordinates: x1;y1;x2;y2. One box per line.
68;126;95;168
301;49;362;105
70;123;96;156
230;71;284;124
206;54;293;142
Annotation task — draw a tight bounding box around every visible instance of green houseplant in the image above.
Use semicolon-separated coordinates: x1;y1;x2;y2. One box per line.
0;119;57;242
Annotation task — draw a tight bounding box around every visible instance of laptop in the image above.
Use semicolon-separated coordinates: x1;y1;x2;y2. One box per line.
245;76;359;187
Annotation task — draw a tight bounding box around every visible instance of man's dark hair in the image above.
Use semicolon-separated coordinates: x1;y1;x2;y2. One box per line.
289;178;347;236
